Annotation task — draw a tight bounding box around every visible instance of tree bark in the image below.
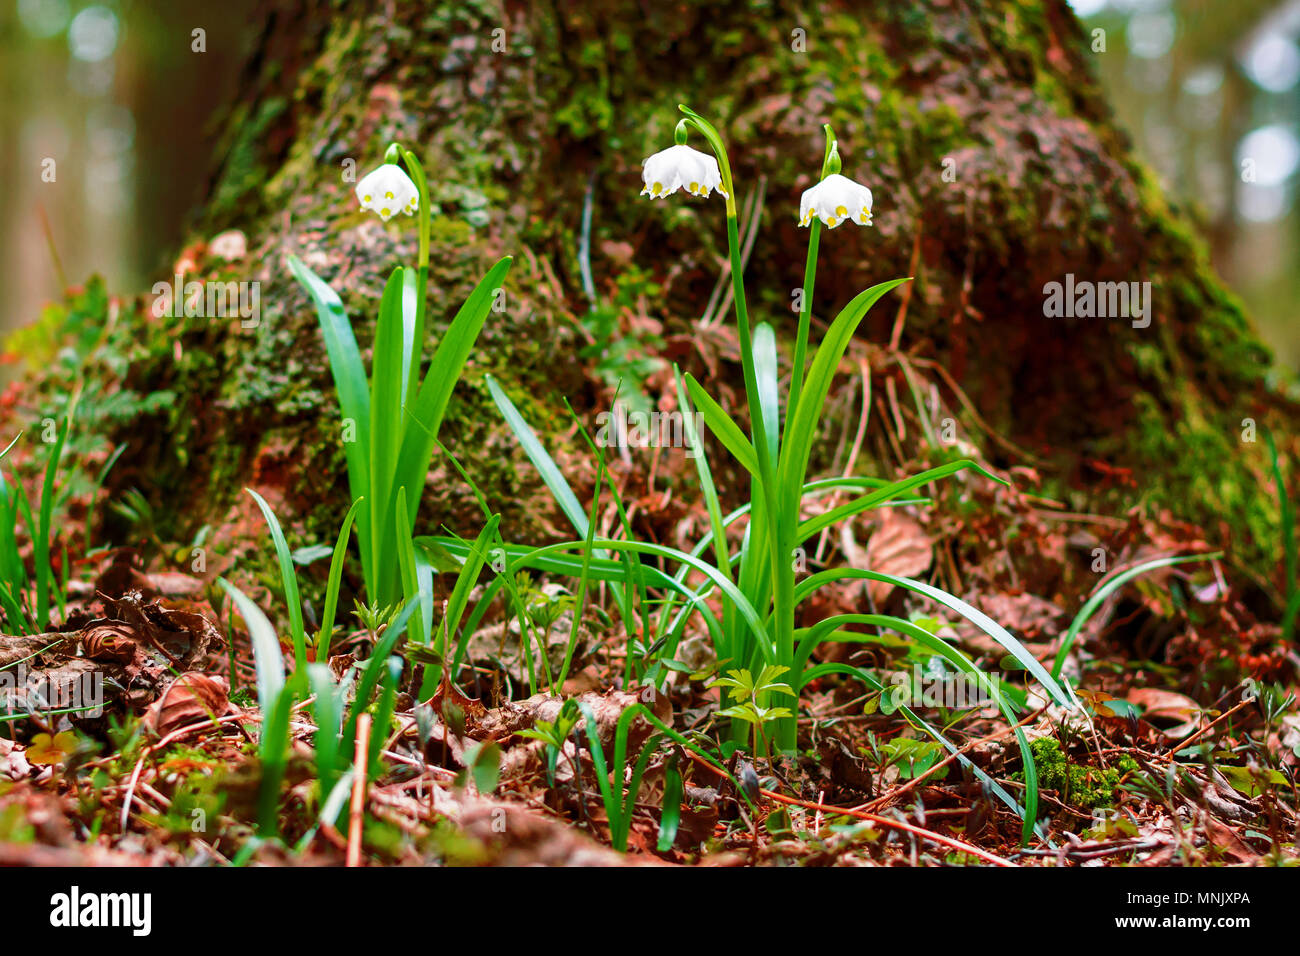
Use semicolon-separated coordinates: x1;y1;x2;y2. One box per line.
26;0;1293;595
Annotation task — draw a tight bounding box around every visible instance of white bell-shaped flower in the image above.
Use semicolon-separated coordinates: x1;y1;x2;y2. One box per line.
640;144;728;200
355;163;419;221
799;173;873;229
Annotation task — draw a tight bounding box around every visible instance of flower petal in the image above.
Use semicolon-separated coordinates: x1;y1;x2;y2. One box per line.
641;144;725;201
798;173;873;229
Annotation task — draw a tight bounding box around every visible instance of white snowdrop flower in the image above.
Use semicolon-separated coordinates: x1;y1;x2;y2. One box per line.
355;162;419;221
798;173;873;229
640;144;728;200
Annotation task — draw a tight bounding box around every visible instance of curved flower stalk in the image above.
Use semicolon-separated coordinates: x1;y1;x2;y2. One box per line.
651;107;795;751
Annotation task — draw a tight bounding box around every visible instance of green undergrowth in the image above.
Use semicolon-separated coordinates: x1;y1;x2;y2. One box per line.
1016;737;1139;810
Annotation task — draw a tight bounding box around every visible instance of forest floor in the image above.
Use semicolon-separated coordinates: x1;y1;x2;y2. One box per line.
0;292;1297;868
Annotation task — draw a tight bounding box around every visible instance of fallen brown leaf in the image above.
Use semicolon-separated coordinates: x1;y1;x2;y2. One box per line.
144;672;234;737
1127;687;1202;740
844;510;932;607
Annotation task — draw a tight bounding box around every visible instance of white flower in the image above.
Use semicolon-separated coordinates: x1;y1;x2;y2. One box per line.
355;163;418;221
799;173;873;229
640;144;728;200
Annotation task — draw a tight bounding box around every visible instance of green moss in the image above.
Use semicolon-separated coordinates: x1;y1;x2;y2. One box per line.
207;96;288;226
1016;737;1137;810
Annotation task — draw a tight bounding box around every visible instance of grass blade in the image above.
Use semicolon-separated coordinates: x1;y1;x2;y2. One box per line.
35;418;68;628
794;567;1071;707
684;373;761;478
779;278;909;507
287;255;372;582
369;267;409;606
307;663;342;795
247;488;307;672
1050;553;1219;679
487;374;588;535
437;514;502;691
752;322;780;468
675;366;732;579
796;459;1005;544
317;496;363;658
395;257;513;532
218;577;285;710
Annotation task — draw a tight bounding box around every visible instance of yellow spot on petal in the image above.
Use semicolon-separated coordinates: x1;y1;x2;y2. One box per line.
385;191;394;199
827;217;837;227
364;194;372;202
381;207;391;217
690;182;699;193
836;205;847;217
653;182;663;196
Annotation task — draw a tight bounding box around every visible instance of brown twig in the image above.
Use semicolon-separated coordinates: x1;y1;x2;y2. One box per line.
1171;696;1256;755
858;706;1045;814
908;356;1048;467
347;714;372;867
682;750;1013;866
888;230;922;350
120;711;250;832
761;788;1015;867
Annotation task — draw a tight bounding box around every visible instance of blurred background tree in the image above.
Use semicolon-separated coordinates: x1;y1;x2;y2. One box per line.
0;0;252;338
1074;0;1300;368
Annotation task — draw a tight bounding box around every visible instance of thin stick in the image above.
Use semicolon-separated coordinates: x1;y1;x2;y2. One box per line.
36;202;68;292
908;356;1047;466
761;788;1015;867
682;750;1013;866
347;714;372;867
859;706;1045;814
120;711;249;831
1171;696;1255;755
888;229;922;350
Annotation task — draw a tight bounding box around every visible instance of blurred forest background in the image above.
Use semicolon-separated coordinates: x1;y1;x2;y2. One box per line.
1;0;1298;369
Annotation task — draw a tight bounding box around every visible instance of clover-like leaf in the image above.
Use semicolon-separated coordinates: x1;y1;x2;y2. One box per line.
26;731;78;766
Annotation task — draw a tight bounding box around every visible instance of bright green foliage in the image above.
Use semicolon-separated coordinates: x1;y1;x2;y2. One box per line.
285;143;510;615
0;425;70;634
1051;552;1218;681
1015;737;1139;810
709;665;796;761
289;251;510;611
576;700;743;853
220;568;419;838
517;698;581;785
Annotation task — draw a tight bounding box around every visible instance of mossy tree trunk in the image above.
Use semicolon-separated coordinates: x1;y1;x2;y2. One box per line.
39;0;1294;604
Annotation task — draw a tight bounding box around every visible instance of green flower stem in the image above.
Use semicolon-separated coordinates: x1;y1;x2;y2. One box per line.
791;126;838;423
680;109;775;497
773;126;839;751
400;146;432;404
790;219;820;419
681;106;796;751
